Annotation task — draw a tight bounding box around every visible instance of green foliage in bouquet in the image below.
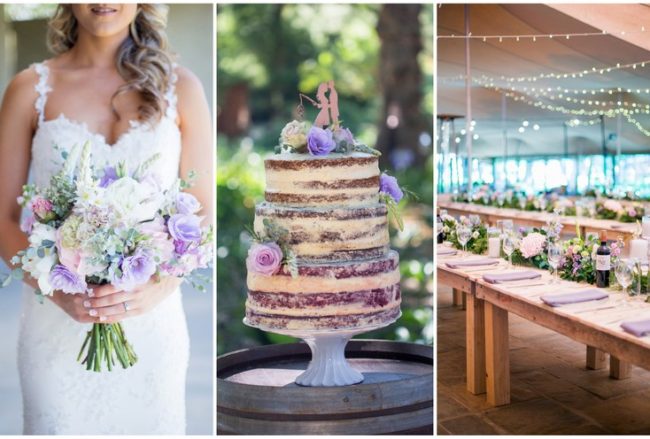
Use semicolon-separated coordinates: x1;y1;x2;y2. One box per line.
443;216;488;255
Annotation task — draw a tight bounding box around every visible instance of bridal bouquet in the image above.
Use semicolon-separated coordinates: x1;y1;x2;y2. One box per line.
6;142;213;372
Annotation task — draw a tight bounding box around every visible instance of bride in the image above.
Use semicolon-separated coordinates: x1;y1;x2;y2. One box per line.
0;4;212;435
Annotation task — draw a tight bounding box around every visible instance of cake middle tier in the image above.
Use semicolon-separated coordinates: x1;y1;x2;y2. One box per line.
254;202;389;262
246;250;401;331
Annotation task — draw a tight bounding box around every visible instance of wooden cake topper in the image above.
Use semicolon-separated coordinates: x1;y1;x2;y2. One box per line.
297;81;340;129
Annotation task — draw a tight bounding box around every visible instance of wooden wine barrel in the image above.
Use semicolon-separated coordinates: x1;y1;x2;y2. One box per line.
217;340;433;435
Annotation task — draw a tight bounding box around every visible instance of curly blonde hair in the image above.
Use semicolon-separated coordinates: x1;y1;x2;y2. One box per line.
47;4;174;122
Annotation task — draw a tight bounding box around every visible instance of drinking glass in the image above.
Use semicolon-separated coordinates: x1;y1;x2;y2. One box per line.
615;259;634;297
547;242;563;284
502;233;518;267
457;225;472;253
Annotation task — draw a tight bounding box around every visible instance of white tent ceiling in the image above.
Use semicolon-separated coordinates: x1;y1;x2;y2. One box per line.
437;3;650;158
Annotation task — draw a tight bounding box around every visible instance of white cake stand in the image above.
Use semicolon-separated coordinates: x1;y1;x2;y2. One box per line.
244;312;401;387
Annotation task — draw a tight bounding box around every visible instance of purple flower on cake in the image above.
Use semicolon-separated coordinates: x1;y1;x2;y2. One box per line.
176;192;201;215
49;264;87;294
519;232;546;258
168;214;202;243
247;242;283;276
113;250;157;291
307;126;336;156
333;127;354;146
379;173;403;203
99;166;119;188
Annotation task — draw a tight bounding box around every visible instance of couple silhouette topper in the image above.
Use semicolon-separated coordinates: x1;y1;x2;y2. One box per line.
299;80;340;129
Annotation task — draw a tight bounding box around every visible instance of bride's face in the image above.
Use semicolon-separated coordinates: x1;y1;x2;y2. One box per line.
71;4;138;38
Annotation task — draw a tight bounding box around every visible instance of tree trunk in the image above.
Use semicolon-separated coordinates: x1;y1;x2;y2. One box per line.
376;4;424;169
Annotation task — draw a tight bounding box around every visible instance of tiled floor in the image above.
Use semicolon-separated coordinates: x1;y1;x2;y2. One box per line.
438;285;650;435
0;262;213;435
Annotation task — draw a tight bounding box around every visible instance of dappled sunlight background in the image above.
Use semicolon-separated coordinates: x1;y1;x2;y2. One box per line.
216;3;434;355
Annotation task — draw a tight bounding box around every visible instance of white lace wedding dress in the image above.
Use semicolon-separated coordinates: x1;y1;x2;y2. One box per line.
17;62;189;435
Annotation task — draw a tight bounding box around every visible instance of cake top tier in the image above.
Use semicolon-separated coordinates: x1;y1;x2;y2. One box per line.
264;152;380;207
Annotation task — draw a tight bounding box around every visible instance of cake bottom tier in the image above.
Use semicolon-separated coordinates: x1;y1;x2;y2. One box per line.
246;306;401;331
245;250;401;331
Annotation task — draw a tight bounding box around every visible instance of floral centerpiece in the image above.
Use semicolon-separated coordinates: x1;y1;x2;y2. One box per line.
3;142;213;372
619;203;645;223
557;225;620;284
442;214;488;254
596;199;623;220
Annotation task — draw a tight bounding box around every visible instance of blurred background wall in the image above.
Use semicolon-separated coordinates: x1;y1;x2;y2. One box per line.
216;3;434;356
0;4;213;435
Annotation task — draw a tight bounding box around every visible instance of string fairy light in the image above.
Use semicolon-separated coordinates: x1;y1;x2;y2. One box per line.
437;59;650;84
437;26;646;41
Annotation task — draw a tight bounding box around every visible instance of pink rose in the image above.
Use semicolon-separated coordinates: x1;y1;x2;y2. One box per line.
55;229;81;272
246;242;283;276
31;196;54;221
628;208;637;217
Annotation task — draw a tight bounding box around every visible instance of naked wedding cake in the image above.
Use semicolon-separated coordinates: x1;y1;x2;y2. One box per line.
244;82;403;331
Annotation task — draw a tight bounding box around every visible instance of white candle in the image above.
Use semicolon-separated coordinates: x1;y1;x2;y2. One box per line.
629;239;648;261
488;237;501;258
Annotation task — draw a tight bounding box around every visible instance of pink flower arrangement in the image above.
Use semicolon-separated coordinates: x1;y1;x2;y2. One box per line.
246;242;283;276
603;199;623;212
520;232;547;258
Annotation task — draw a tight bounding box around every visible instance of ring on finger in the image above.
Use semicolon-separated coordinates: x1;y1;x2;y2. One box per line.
123;301;131;313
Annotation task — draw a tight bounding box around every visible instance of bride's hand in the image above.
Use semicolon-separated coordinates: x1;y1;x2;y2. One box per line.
84;277;183;324
49;291;97;323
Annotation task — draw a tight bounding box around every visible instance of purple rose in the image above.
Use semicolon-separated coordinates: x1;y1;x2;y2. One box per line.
379;173;404;203
168;214;202;243
99;166;119;188
174;239;191;255
333;127;354;146
176;192;201;215
114;250;157;291
246;242;283;276
307;126;336;156
49;264;87;294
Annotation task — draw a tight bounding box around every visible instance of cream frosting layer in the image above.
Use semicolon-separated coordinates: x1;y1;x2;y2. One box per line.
254;202;389;261
265;152;380;207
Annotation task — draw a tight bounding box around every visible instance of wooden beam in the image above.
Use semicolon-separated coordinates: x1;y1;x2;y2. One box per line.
466;293;486;394
485;302;510;406
586;346;607;370
610;356;632;380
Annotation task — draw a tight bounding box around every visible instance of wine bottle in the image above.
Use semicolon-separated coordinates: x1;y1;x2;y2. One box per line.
436;210;447;244
595;230;610;288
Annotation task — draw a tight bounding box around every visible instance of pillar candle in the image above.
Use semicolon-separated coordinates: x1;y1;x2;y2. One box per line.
629;239;648;261
643;220;650;238
488;237;501;258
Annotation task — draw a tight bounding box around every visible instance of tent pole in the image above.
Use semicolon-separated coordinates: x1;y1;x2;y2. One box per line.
501;93;508;189
616;98;622;190
600;114;607;188
464;4;473;195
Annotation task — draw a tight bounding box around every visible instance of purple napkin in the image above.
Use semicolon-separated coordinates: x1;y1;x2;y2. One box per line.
621;318;650;337
437;247;457;256
483;270;541;284
540;289;608;307
445;258;499;269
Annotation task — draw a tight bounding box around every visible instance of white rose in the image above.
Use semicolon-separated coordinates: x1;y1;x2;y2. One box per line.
280;120;308;149
472;231;479;239
21;249;56;295
104;177;162;224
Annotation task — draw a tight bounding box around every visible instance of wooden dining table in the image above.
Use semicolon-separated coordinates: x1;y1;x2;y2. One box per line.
438;196;637;242
437;246;650;407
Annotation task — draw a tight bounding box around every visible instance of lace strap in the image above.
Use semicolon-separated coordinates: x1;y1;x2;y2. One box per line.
32;62;51;125
165;63;178;120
